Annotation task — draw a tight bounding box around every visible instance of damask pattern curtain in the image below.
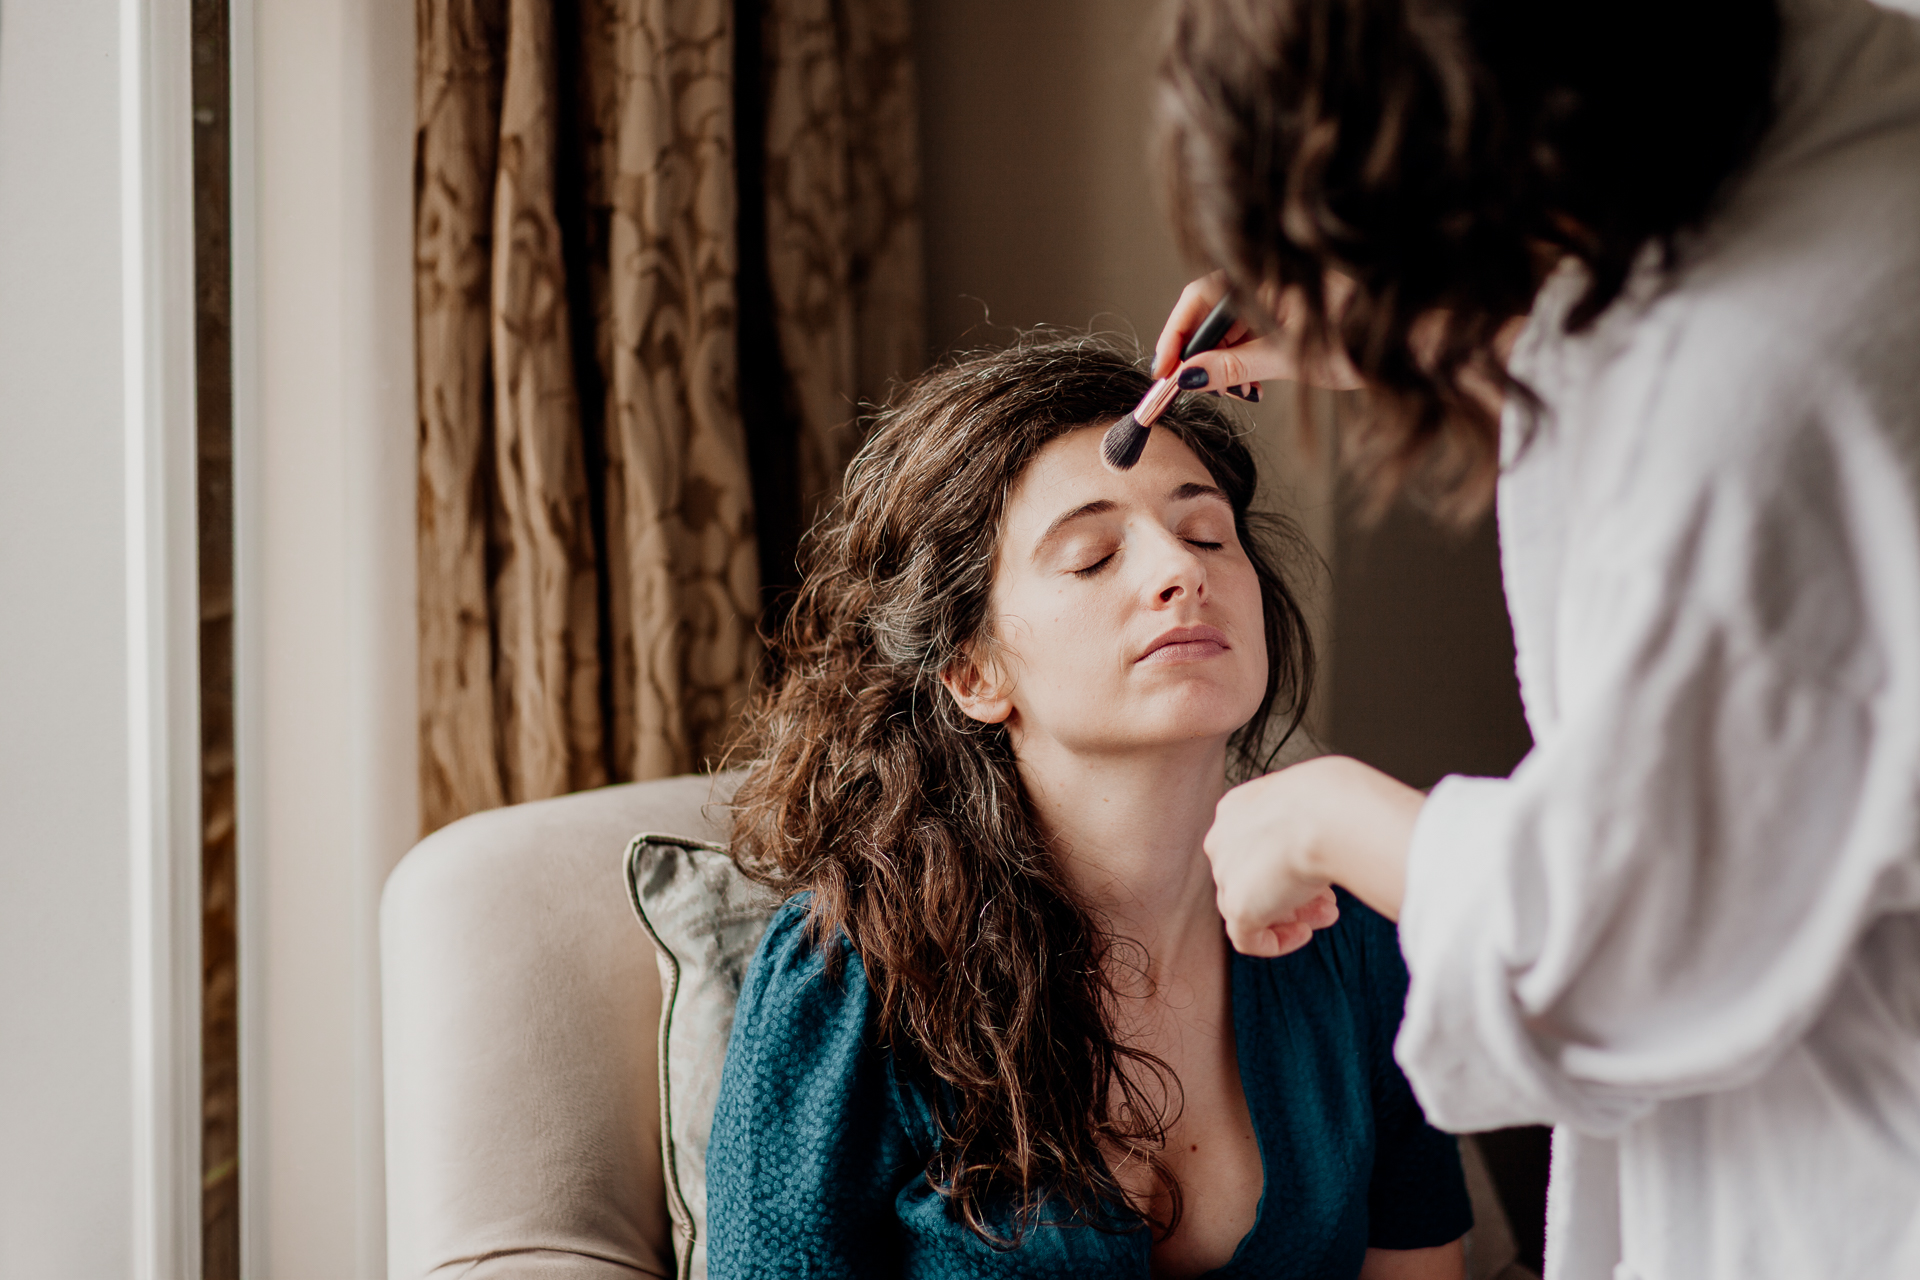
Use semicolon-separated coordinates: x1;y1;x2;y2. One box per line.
416;0;922;832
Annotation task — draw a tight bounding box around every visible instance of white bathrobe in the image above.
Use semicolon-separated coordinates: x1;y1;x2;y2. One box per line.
1394;1;1920;1277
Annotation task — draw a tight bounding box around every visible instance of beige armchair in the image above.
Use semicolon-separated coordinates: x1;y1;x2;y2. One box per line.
381;774;737;1279
380;773;1529;1280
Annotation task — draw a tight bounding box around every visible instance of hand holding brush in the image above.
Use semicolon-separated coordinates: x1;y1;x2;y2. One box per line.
1100;295;1242;471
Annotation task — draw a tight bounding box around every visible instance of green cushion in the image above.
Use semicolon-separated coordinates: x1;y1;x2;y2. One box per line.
625;834;780;1280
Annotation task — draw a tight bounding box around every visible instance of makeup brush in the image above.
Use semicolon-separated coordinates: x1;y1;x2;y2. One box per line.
1101;296;1239;471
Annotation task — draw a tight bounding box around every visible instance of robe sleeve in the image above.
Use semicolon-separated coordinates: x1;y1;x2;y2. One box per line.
706;902;916;1279
1396;389;1920;1136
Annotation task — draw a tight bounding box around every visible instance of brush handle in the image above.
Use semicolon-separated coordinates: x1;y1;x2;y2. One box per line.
1102;295;1243;472
1181;296;1237;362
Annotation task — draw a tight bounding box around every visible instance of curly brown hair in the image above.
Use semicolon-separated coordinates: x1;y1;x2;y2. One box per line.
1155;0;1780;519
727;334;1314;1244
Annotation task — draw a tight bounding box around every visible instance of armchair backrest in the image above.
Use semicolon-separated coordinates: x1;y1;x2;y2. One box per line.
381;774;736;1279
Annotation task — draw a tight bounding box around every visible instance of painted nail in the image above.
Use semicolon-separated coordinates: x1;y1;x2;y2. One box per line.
1177;367;1209;390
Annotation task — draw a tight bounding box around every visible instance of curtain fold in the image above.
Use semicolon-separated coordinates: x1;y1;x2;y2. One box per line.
492;0;608;799
600;0;762;783
416;0;922;833
418;0;509;823
763;0;922;514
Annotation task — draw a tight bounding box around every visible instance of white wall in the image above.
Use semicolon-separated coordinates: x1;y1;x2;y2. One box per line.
240;0;418;1275
0;2;137;1274
0;0;199;1275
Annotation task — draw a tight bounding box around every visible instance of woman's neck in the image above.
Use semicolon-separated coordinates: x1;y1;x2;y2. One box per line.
1016;736;1230;974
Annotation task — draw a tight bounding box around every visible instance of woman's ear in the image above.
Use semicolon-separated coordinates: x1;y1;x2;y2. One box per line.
940;647;1014;725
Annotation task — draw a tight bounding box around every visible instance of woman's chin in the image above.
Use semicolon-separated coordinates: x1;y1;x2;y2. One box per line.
1011;675;1267;761
1115;691;1266;753
1137;673;1265;731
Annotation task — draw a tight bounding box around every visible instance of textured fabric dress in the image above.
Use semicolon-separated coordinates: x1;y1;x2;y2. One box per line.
1394;1;1920;1277
707;892;1472;1279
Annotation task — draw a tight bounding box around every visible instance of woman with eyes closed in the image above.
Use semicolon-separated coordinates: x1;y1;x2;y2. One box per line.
707;336;1472;1280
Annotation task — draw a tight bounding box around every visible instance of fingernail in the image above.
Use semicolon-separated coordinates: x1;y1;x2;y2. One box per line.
1177;366;1209;390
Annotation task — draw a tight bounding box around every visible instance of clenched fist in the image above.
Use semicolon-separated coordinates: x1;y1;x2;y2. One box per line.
1205;755;1426;956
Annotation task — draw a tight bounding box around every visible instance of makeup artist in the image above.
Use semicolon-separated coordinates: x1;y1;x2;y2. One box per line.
1149;1;1920;1278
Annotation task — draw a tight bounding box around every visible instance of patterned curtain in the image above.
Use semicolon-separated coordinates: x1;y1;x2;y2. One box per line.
415;0;923;832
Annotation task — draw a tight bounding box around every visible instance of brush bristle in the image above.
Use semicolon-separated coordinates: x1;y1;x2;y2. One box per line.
1100;415;1149;471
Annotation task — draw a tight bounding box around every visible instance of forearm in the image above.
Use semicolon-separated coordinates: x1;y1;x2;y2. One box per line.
1206;756;1422;955
1301;757;1422;922
1358;1242;1465;1280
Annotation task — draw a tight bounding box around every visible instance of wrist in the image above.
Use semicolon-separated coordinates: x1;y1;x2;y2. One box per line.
1289;756;1364;885
1297;755;1419;920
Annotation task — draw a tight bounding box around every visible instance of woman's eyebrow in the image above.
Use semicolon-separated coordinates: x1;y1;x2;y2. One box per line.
1033;499;1118;558
1170;482;1229;504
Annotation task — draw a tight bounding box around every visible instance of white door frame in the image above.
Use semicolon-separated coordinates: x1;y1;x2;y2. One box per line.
121;0;205;1274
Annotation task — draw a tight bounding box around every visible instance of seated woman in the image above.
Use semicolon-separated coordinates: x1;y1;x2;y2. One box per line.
710;337;1472;1279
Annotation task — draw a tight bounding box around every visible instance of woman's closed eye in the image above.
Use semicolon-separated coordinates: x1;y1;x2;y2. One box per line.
1075;537;1221;579
1069;532;1226;576
1178;511;1234;554
1072;550;1118;577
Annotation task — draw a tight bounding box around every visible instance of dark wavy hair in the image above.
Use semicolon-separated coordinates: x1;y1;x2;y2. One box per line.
728;335;1314;1243
1156;0;1780;519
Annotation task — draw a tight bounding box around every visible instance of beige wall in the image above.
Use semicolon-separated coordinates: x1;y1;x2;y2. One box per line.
918;0;1188;352
1329;509;1531;788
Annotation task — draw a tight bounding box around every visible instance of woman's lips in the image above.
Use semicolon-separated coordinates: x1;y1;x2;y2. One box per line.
1137;625;1230;664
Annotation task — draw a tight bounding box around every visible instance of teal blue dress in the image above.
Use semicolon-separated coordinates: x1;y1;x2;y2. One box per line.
707;891;1472;1278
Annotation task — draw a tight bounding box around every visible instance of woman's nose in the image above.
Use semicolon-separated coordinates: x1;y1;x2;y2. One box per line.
1147;530;1206;604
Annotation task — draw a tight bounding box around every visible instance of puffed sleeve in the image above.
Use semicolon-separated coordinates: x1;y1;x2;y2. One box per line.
1396;364;1920;1136
706;900;918;1279
1342;895;1474;1250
